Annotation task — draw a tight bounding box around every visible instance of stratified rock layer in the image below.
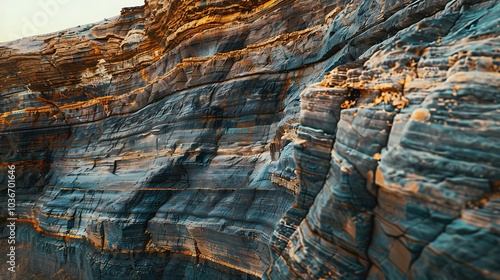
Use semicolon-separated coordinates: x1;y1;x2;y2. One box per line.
0;0;499;279
268;1;500;279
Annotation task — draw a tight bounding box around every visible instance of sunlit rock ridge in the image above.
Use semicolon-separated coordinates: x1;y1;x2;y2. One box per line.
0;0;498;279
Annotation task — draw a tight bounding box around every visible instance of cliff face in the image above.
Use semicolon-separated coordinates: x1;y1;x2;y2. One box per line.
0;0;499;279
268;1;500;279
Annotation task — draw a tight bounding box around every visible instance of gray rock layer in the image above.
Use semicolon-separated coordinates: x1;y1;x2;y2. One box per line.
0;0;499;279
267;1;500;279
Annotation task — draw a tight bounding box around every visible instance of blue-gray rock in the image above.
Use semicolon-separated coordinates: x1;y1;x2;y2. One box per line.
0;0;499;279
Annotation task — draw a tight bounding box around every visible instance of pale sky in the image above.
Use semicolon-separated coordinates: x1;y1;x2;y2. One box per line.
0;0;145;43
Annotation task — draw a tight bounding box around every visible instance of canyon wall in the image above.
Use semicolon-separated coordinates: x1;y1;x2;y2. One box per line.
0;0;498;279
267;1;500;279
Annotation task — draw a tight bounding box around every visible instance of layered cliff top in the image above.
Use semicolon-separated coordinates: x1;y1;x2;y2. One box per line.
1;0;499;279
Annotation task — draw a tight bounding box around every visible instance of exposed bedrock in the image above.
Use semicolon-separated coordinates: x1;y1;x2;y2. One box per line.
268;1;500;279
0;0;499;279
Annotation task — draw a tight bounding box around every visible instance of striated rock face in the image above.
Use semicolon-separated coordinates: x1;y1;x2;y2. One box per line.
0;0;499;279
0;0;336;278
268;1;500;279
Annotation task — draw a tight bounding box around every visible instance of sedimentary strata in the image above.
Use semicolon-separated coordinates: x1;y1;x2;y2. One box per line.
0;0;498;279
268;1;500;279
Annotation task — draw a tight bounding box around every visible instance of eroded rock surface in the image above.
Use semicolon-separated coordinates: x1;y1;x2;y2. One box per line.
268;1;500;279
0;0;498;279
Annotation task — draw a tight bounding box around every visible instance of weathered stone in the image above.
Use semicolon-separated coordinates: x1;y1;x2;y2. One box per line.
268;0;500;279
0;0;499;279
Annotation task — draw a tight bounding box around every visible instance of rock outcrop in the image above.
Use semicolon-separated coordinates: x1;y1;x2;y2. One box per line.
0;0;498;279
268;1;500;279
